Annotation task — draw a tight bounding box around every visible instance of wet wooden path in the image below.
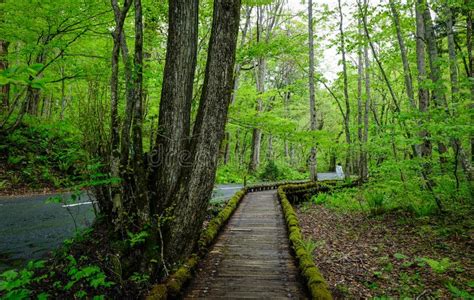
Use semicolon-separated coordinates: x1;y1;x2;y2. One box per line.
184;190;308;299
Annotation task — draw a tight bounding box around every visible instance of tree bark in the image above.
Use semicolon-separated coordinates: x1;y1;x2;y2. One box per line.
162;0;241;265
149;0;199;214
308;0;318;181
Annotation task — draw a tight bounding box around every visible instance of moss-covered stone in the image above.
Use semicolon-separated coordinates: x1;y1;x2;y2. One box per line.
146;284;167;300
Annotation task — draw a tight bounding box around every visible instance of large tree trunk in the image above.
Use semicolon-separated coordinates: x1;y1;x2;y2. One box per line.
162;0;241;265
308;0;318;181
149;0;199;214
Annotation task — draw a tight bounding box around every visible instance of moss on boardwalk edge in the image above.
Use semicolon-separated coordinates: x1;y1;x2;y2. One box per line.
147;182;287;300
278;182;333;300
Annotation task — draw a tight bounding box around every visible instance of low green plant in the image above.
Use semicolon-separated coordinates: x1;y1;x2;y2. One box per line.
130;272;150;284
0;260;45;299
65;265;113;290
127;230;150;247
301;238;320;254
421;257;456;274
311;193;328;205
445;282;473;298
366;190;386;215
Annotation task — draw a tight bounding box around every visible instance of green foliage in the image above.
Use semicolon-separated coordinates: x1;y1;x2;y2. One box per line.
366;190;386;215
215;164;248;184
445;282;473;298
1;117;89;190
127;230;150;248
421;257;456;274
259;160;281;181
258;160;308;182
0;260;44;299
65;265;114;290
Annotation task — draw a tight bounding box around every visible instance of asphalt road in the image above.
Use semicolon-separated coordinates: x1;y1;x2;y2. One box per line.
0;185;243;272
0;175;339;272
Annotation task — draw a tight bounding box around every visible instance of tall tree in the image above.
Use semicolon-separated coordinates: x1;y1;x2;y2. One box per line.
248;1;284;172
308;0;318;181
337;0;352;175
109;0;132;220
0;0;8;111
149;0;199;215
415;0;431;160
422;4;449;167
0;40;8;112
161;0;241;264
389;0;416;109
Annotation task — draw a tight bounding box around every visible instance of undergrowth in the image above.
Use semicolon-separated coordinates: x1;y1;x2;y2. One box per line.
0;116;90;192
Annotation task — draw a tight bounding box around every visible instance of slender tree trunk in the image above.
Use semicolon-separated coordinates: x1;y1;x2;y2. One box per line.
361;0;371;181
357;14;364;178
162;0;241;265
0;40;9;112
446;6;458;97
149;0;199;214
267;135;273;160
131;0;147;218
249;56;265;172
415;0;443;210
224;7;252;165
389;0;416;109
445;5;473;182
109;0;132;219
338;0;352;175
416;0;432;160
466;3;474;163
248;3;282;172
423;5;449;168
308;0;318;181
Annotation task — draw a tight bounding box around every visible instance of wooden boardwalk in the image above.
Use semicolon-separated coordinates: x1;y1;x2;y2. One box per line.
184;190;308;299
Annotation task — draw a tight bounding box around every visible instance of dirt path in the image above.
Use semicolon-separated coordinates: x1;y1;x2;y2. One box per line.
184;190;308;299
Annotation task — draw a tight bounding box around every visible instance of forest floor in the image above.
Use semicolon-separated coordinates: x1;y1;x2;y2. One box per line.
296;204;474;299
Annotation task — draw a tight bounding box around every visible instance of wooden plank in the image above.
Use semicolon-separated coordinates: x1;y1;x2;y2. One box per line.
183;190;308;299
